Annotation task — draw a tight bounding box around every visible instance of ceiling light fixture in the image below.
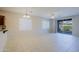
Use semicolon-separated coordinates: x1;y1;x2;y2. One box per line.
23;8;31;18
50;14;55;19
23;14;30;18
51;16;55;19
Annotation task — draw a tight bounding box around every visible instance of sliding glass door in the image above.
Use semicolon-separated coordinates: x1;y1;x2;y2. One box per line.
57;19;72;34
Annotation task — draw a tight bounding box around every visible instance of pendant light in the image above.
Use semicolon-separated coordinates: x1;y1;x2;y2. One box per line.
23;8;31;18
23;13;30;18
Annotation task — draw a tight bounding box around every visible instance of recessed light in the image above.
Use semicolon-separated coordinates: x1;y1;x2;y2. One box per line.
51;16;55;19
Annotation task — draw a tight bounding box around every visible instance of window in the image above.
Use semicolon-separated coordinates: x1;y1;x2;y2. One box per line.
57;19;72;34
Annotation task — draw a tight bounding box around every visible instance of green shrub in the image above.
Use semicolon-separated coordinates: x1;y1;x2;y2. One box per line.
63;25;72;31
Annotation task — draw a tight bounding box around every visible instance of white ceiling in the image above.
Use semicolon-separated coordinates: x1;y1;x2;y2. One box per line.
0;7;79;19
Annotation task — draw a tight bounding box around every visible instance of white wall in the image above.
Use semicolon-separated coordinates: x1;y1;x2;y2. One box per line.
72;15;79;37
49;19;56;33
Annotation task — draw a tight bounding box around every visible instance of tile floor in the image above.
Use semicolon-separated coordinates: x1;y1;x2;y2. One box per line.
4;33;79;52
